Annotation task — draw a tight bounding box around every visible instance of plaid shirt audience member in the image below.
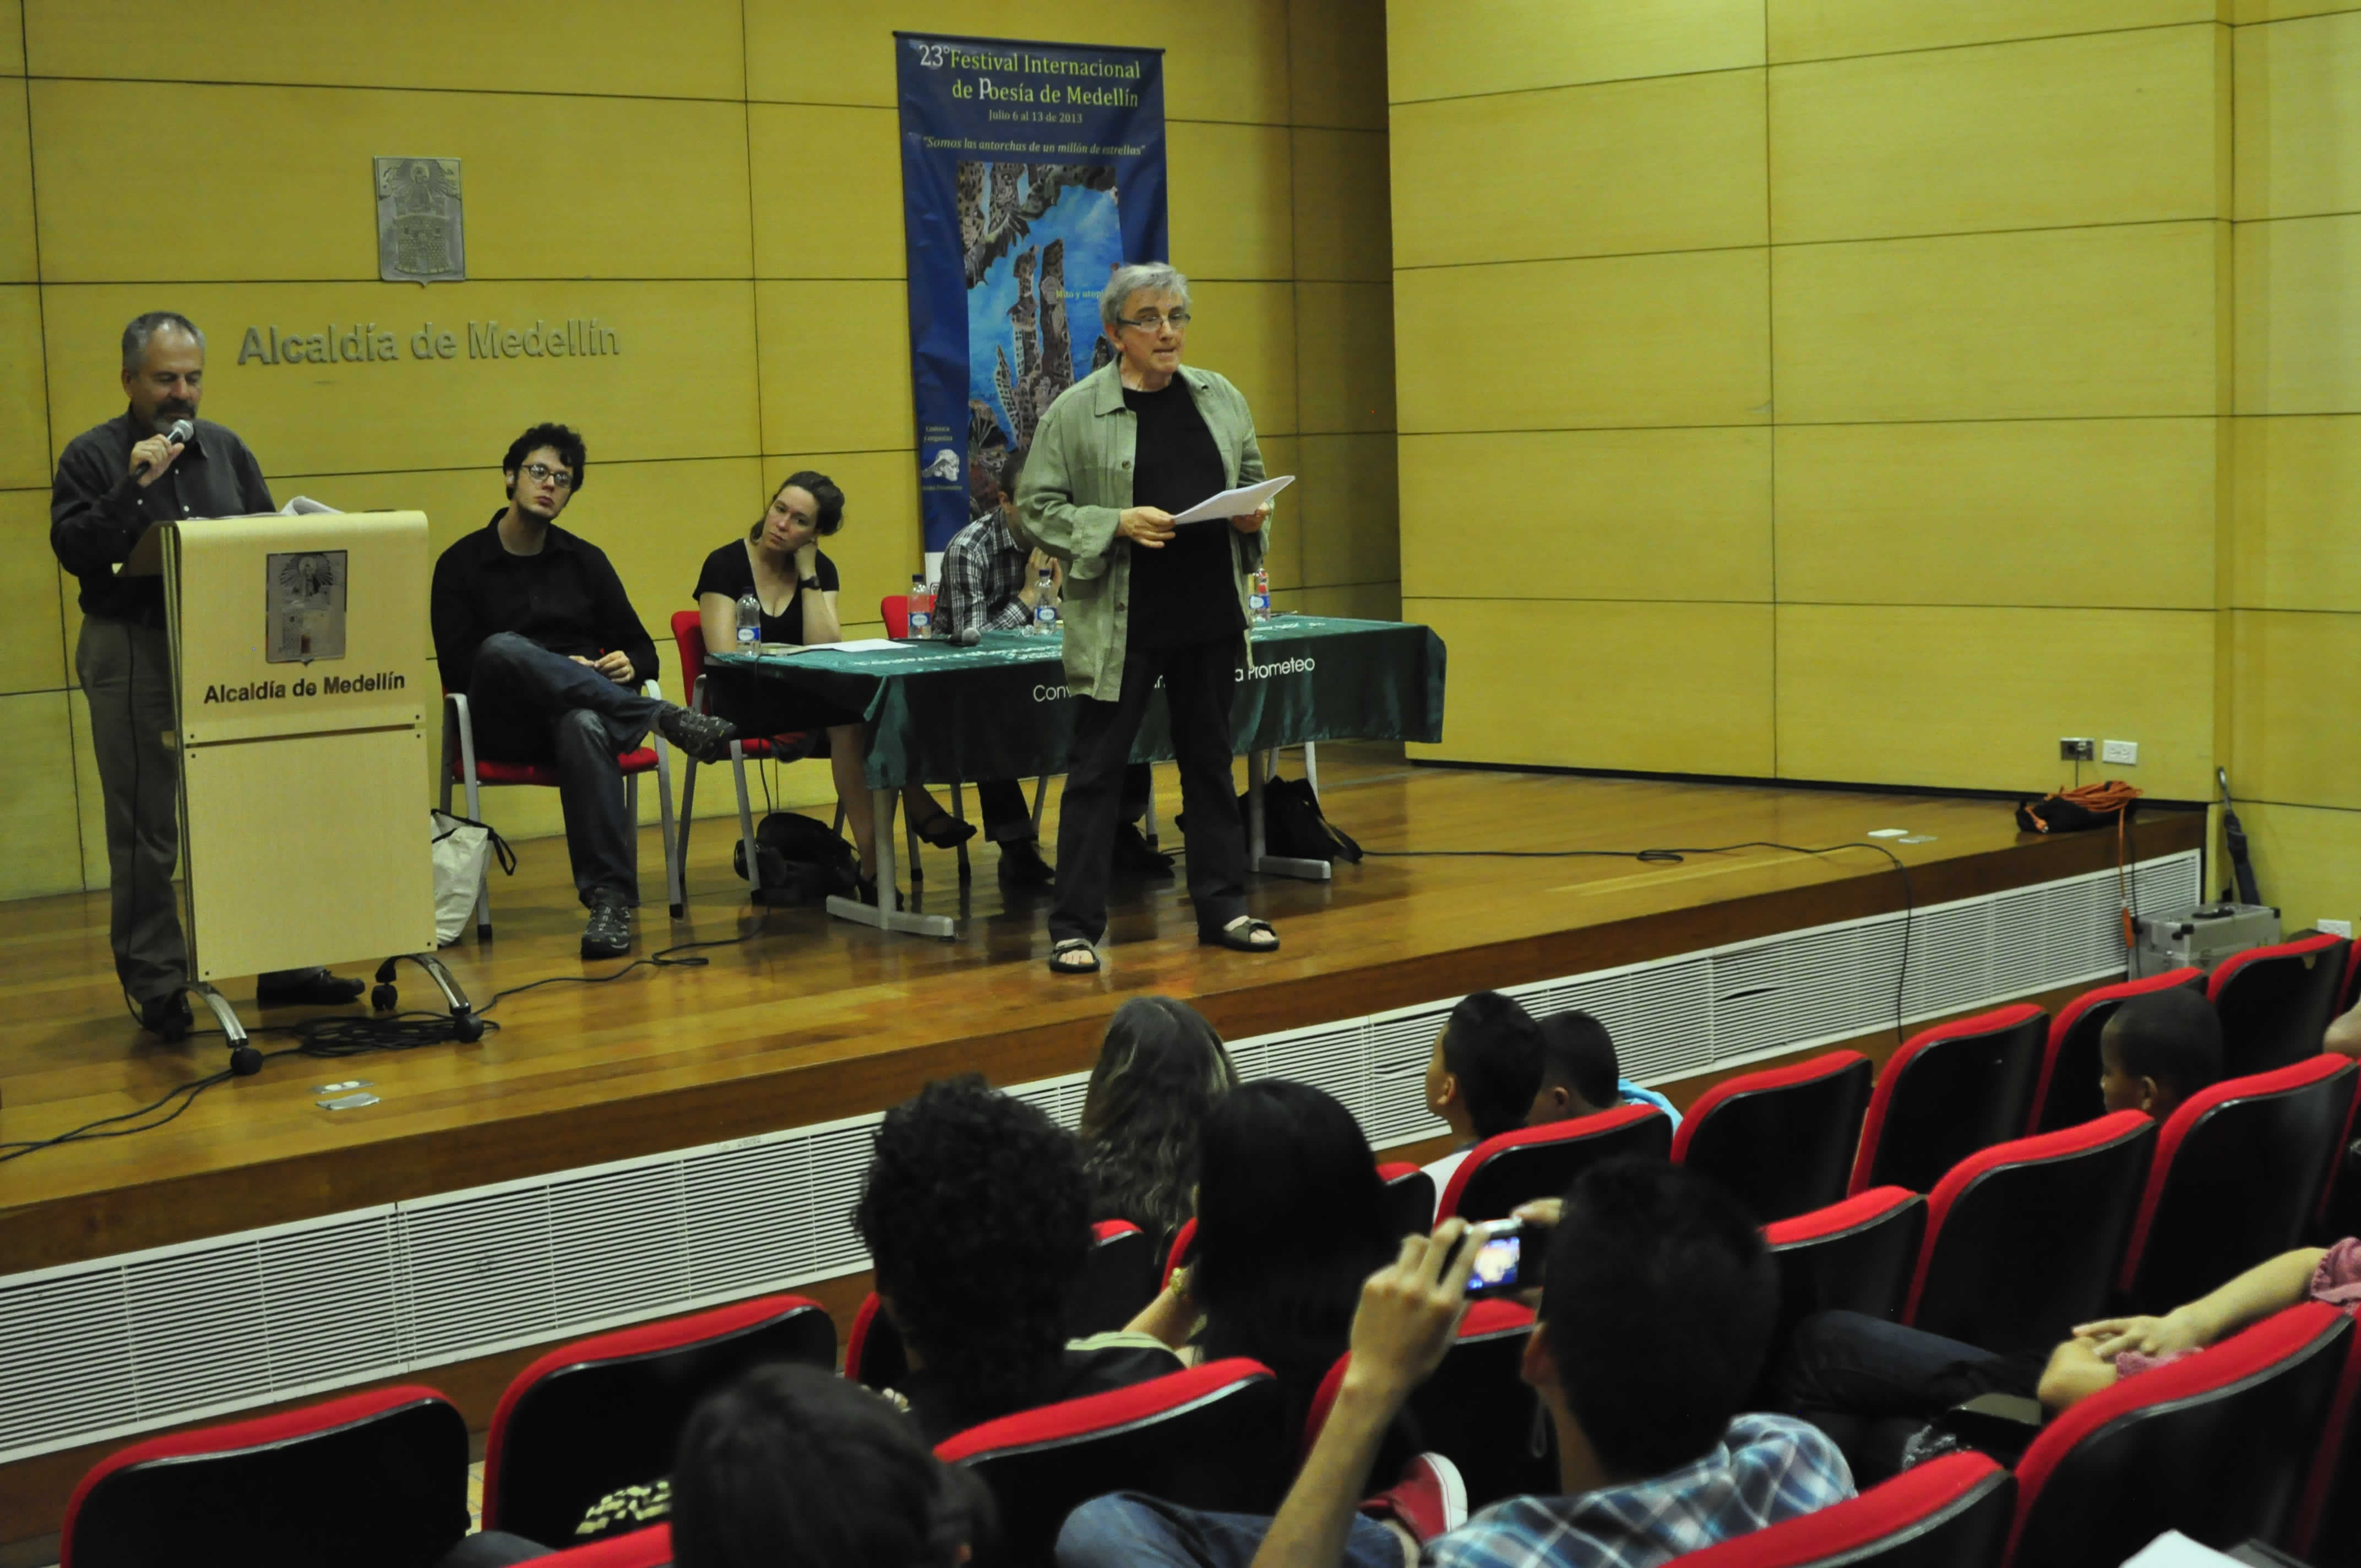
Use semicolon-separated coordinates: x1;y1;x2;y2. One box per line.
938;508;1035;637
1425;1414;1854;1568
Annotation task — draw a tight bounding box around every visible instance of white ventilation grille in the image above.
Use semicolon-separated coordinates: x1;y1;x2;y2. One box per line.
0;848;2199;1463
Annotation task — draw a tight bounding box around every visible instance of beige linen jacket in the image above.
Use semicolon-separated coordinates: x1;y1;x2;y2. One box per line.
1015;359;1270;699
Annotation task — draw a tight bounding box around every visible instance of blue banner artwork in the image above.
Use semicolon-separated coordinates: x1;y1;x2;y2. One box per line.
895;32;1167;556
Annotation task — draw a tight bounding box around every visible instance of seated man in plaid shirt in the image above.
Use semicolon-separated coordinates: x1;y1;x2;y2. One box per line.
1056;1159;1854;1568
939;448;1166;891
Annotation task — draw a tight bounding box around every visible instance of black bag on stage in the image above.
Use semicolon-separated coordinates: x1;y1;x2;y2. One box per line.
733;810;858;906
1179;775;1363;864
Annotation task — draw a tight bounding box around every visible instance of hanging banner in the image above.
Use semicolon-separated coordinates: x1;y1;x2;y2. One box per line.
896;32;1167;559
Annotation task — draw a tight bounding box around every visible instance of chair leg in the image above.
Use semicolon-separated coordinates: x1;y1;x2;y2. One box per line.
655;747;680;920
1302;740;1319;794
463;771;489;939
625;773;643;906
951;780;971;883
1143;772;1159;847
906;808;923;885
734;746;761;900
1031;775;1050;835
676;756;699;917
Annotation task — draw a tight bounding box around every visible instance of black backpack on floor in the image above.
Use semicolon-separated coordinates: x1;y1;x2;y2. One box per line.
1179;775;1362;864
733;811;858;906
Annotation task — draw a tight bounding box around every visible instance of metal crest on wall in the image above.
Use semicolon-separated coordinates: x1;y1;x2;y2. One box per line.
374;156;465;283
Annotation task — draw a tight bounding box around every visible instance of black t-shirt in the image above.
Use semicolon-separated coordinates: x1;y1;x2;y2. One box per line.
693;540;840;645
1124;379;1242;651
898;1340;1183;1447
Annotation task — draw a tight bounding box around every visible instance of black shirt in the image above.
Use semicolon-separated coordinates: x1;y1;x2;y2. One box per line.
51;411;276;625
1123;379;1242;651
692;540;841;645
429;510;659;693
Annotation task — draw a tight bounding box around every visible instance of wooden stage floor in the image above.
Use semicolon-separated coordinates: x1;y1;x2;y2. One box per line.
0;748;2200;1276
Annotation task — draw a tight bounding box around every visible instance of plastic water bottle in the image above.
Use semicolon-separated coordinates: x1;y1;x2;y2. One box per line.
1249;564;1271;623
907;573;934;639
735;592;761;651
1033;565;1059;636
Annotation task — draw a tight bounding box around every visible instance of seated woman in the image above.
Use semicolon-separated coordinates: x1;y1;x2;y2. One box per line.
695;470;969;895
1123;1079;1399;1436
1077;997;1238;1255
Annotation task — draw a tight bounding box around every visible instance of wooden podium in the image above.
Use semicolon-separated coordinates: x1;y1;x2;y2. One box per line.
146;509;474;1058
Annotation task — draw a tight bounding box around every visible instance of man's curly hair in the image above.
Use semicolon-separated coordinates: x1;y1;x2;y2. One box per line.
855;1075;1091;1422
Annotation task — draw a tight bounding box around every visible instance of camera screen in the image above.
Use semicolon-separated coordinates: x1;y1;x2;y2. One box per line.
1466;1232;1522;1292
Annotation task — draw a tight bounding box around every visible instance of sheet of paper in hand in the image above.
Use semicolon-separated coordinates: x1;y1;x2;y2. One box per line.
1168;474;1295;525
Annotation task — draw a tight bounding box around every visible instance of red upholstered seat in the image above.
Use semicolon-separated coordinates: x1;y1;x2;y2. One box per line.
540;1524;674;1565
483;1295;835;1548
1380;1162;1439;1236
2295;1316;2361;1565
2007;1302;2352;1568
845;1289;907;1391
2028;968;2206;1134
1436;1104;1673;1224
1903;1112;2156;1353
1666;1451;2012;1568
2210;932;2353;1076
62;1384;470;1568
1673;1050;1873;1223
1302;1298;1554;1508
1849;1005;2046;1197
937;1358;1291;1567
1761;1188;1928;1371
2115;1055;2360;1313
1161;1214;1198;1290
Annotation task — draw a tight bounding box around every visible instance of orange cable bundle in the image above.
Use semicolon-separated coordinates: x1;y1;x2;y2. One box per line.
2014;781;2146;947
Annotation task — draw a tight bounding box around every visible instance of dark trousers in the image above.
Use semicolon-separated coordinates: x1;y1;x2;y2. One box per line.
977;763;1151;843
465;633;662;907
77;617;187;1002
1051;639;1246;944
1771;1310;2042;1484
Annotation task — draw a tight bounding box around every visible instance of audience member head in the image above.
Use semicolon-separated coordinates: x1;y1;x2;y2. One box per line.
750;468;846;550
501;422;586;526
119;310;205;434
1531;1011;1620;1123
2099;988;2224;1119
854;1075;1091;1422
1190;1080;1395;1397
1425;990;1547;1143
671;1362;994;1568
1076;997;1237;1246
1528;1158;1777;1485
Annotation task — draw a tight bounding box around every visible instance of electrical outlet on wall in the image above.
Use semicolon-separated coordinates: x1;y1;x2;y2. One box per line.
2060;738;2096;761
2320;919;2353;939
2102;739;2139;765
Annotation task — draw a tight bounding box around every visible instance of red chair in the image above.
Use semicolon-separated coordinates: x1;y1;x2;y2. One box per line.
1161;1215;1198;1290
62;1384;469;1568
1903;1112;2156;1353
845;1289;907;1391
1850;1005;2047;1197
1674;1050;1873;1223
2006;1302;2353;1567
443;683;679;939
1761;1188;1929;1375
2116;1055;2361;1314
539;1525;673;1565
1436;1105;1673;1224
2295;1316;2361;1566
1667;1451;2013;1568
2028;968;2206;1134
666;609;825;915
2210;932;2353;1076
937;1359;1291;1567
483;1294;836;1548
1377;1161;1440;1235
1303;1298;1554;1508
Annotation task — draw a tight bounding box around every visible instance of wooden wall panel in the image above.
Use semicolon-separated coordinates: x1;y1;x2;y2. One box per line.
1293;432;1397;587
1388;0;1766;102
1;285;50;489
1770;26;2223;244
2231;415;2361;611
1769;0;2218;63
42;282;761;478
1291;129;1391;282
1777;606;2216;795
1401;428;1772;602
23;0;747;98
747;106;904;280
0;488;64;696
2229;801;2361;933
755;280;910;458
1187;281;1299;437
2233;0;2361;21
2236;215;2361;414
1776;420;2218;608
0;80;31;282
1772;222;2225;423
30;81;753;284
0;0;20;75
1289;0;1390;129
1392;69;1767;268
1169;122;1295;280
0;689;85;899
2234;10;2361;220
1396;249;1771;433
1255;434;1307;589
1294;281;1394;434
1406;598;1775;775
2228;609;2361;809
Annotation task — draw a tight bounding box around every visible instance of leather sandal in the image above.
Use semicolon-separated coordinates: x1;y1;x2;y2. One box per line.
1047;938;1102;974
1201;916;1279;953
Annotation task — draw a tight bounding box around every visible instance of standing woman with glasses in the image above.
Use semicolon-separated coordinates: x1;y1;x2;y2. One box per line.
1019;263;1279;974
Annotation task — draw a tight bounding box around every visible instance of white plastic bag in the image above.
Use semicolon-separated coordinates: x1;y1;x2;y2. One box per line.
430;810;512;946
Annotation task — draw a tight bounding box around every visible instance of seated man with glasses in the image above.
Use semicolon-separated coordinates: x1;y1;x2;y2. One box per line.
429;422;737;959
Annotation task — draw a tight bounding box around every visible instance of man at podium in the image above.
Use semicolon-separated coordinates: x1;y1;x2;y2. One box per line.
49;311;369;1038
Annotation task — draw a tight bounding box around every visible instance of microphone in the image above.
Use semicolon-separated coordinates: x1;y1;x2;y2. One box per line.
134;418;195;477
954;625;980;646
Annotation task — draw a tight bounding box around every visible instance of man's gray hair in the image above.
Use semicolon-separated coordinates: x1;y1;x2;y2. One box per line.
121;311;204;374
1100;263;1191;331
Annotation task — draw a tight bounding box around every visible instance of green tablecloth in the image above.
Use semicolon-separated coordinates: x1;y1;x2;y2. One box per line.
710;615;1446;790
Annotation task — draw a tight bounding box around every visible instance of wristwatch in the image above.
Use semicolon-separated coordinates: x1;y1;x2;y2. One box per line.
798;574;823;590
